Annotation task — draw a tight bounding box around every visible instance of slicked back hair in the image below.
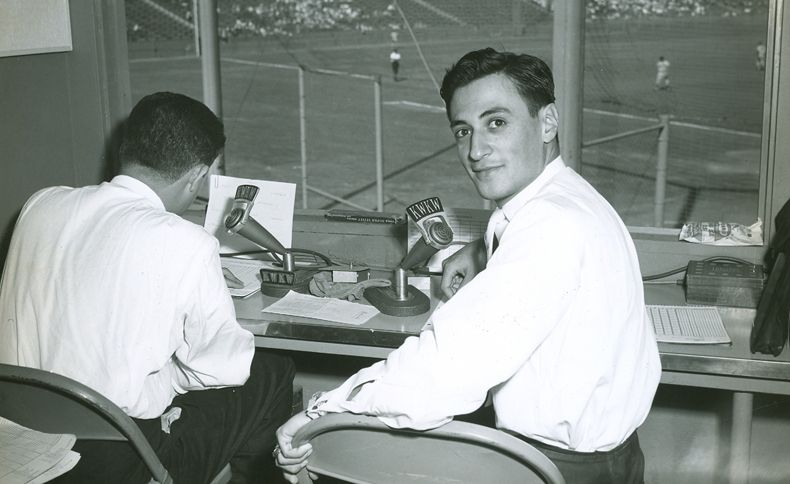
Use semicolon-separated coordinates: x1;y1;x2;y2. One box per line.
440;48;555;118
119;92;225;182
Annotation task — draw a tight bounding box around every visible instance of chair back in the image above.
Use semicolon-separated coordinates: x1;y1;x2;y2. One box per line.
0;363;172;484
292;413;565;484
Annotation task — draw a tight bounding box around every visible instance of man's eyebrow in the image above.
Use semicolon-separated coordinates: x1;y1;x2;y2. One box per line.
450;106;512;128
480;107;511;117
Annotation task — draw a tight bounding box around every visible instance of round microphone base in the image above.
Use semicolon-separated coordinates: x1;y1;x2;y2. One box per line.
364;285;430;317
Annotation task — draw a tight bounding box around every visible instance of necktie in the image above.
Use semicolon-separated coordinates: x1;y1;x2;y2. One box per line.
485;208;508;259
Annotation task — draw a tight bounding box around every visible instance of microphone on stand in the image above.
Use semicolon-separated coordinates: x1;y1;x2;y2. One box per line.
225;185;288;257
365;197;454;316
224;184;315;297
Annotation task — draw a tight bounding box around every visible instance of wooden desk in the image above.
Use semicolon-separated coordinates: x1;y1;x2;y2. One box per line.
235;280;790;484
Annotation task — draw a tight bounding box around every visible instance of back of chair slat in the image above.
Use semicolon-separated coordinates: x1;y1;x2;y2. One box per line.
292;413;565;484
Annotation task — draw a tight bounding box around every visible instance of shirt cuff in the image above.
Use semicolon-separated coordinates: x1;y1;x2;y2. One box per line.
306;363;383;418
305;391;328;420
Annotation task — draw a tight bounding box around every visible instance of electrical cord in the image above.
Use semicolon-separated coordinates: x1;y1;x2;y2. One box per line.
641;256;756;282
221;249;282;264
288;248;334;269
221;248;334;270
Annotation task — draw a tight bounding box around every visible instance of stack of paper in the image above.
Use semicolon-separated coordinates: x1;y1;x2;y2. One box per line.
262;291;380;325
0;418;80;483
646;304;731;344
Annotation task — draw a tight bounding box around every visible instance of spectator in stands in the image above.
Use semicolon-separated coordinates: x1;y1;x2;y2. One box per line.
0;92;295;484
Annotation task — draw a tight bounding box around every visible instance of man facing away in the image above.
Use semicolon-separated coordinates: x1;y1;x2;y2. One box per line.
275;48;661;484
0;92;295;483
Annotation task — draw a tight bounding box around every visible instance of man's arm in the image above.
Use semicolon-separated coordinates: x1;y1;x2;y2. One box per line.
173;246;254;391
439;238;486;299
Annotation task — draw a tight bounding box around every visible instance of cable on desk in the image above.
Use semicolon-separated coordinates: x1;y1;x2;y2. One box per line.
219;248;334;268
288;248;334;269
220;249;282;264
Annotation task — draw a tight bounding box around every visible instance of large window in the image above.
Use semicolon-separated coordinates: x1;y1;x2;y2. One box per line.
582;2;768;228
124;0;773;230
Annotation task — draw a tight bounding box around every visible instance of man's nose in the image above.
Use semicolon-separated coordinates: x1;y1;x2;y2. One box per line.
468;133;491;162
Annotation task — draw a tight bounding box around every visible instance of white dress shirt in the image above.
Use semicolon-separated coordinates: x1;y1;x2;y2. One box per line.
0;176;254;419
311;157;661;452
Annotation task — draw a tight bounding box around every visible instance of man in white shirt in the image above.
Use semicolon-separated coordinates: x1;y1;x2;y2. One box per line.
0;92;295;483
275;48;661;483
390;48;402;81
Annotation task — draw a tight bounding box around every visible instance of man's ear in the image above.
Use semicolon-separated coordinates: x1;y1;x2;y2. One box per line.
540;103;559;143
187;164;209;193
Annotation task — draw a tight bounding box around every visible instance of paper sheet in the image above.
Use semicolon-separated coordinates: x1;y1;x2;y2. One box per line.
204;175;296;254
0;418;80;484
220;257;277;298
262;291;380;325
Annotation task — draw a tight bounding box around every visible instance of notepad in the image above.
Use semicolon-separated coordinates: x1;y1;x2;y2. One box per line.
646;305;731;344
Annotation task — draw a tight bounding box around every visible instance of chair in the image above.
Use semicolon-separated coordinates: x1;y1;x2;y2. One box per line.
0;363;231;484
292;413;565;484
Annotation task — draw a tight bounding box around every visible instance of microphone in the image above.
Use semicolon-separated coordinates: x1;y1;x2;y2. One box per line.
399;199;454;269
224;185;288;256
224;184;315;297
365;197;454;316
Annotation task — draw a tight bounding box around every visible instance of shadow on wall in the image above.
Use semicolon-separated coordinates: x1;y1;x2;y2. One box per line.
0;209;21;275
0;118;125;274
103;118;126;182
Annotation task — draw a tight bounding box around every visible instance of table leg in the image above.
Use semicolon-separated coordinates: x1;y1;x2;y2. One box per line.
729;391;753;484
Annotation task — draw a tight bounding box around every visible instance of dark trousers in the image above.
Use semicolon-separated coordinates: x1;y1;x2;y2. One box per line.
55;350;295;484
512;431;646;484
459;405;645;484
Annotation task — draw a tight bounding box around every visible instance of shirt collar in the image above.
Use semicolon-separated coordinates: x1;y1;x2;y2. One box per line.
110;175;165;211
500;156;566;222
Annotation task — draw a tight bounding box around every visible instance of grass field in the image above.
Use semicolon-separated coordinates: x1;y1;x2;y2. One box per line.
128;13;767;228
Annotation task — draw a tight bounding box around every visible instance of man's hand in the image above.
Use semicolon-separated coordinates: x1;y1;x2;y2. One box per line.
439;239;486;300
275;411;316;483
222;267;244;289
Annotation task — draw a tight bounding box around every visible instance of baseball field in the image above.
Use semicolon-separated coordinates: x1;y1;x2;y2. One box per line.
128;12;768;228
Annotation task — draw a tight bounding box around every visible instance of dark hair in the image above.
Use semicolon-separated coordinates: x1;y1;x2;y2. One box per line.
119;92;225;181
440;48;555;118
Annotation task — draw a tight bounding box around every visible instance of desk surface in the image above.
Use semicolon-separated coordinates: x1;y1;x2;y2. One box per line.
235;278;790;395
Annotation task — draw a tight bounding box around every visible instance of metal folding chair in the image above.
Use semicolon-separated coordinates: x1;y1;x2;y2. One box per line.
0;363;230;484
292;412;565;484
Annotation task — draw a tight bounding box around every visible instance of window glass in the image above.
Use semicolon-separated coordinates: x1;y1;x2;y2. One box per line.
124;0;769;226
125;0;552;212
583;1;769;228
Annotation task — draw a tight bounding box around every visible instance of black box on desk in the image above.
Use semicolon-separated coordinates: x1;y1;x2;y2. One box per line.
685;260;765;308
